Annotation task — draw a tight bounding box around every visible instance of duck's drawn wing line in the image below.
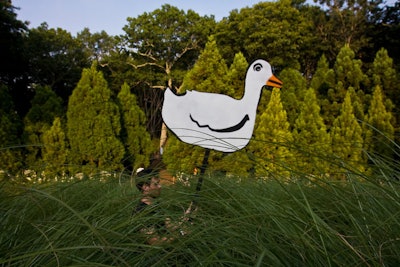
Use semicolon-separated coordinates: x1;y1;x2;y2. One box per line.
189;114;250;133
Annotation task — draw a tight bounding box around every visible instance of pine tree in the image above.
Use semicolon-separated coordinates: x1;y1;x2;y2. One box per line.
293;88;331;176
117;82;153;171
23;85;64;170
325;45;368;128
370;48;398;101
333;45;367;94
42;117;68;180
369;48;399;130
364;86;395;163
181;35;228;94
225;52;248;99
279;68;308;128
330;91;365;176
67;63;124;174
251;88;293;178
310;54;335;97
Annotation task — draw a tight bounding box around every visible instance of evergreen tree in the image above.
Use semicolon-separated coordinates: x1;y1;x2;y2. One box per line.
22;86;63;169
369;48;399;126
330;91;365;176
279;68;308;128
251;88;293;178
181;35;228;94
370;48;398;97
293;88;331;176
311;54;336;128
42;117;68;180
67;64;124;174
117;82;153;171
332;45;367;97
225;52;248;99
325;45;368;128
364;86;395;164
310;54;335;98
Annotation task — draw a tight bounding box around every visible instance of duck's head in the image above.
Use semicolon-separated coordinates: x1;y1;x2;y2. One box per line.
247;59;282;90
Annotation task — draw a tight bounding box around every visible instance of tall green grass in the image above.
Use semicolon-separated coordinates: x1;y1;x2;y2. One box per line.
1;165;400;266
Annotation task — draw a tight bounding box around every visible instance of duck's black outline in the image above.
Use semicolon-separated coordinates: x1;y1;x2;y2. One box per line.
189;114;250;133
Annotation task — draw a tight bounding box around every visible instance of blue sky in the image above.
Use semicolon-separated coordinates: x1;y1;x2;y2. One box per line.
13;0;397;36
13;0;264;36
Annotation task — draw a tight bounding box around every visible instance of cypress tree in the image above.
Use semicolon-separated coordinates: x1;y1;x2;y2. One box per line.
42;117;68;180
368;48;399;133
370;48;398;101
279;68;308;128
293;88;331;176
67;64;124;174
251;88;293;178
181;35;228;94
310;54;335;97
333;45;367;94
325;45;368;128
364;86;395;163
117;82;153;171
225;52;248;99
330;91;365;176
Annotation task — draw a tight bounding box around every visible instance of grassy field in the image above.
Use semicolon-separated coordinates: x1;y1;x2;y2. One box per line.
1;165;400;266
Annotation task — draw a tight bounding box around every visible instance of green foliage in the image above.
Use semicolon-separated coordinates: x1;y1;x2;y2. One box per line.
293;88;331;175
330;91;365;176
42;117;68;179
323;45;369;128
121;4;216;88
22;86;64;170
163;134;205;174
117;83;153;170
310;54;335;97
25;86;63;125
181;35;228;94
2;1;400;179
67;64;124;173
313;0;376;61
108;4;216;137
24;23;89;102
333;45;367;93
2;167;400;266
76;28;118;63
251;88;294;178
368;48;399;125
225;52;248;99
216;0;313;70
0;0;28;83
364;86;395;166
279;68;308;128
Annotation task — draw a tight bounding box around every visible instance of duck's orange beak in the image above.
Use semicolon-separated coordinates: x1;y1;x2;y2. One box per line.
266;74;283;88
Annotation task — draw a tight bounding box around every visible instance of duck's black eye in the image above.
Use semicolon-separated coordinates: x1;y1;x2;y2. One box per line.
253;63;263;72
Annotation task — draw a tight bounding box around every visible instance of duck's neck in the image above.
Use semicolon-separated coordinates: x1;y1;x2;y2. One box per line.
242;82;264;109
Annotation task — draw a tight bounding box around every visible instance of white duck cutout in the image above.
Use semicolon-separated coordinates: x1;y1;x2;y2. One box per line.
162;59;282;153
